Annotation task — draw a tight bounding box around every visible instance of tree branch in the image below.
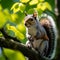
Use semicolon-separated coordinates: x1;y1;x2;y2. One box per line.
0;28;21;42
0;37;45;60
0;28;43;60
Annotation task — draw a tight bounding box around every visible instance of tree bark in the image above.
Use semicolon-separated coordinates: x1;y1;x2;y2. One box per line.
56;0;60;60
0;37;44;60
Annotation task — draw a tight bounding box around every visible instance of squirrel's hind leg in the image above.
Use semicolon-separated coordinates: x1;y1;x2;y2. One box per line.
38;40;49;56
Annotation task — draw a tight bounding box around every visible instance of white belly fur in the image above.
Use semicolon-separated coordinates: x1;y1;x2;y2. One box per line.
28;26;37;36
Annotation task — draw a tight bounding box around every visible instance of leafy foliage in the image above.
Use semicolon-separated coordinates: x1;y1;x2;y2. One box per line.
4;48;25;60
0;0;55;60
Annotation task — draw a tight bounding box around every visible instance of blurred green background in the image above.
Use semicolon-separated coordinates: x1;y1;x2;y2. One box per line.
0;0;60;60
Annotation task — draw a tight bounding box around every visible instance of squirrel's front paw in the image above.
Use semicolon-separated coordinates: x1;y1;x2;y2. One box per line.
26;41;32;49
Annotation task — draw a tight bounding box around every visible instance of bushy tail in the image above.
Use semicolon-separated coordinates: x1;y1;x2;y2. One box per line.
40;13;58;59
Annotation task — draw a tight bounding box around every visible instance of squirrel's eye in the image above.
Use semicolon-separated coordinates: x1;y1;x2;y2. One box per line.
30;19;33;21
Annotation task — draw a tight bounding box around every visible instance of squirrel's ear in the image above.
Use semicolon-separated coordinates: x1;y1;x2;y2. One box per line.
24;11;28;16
33;11;38;18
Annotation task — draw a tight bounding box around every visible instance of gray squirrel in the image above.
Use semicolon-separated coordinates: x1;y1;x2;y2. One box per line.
24;11;58;60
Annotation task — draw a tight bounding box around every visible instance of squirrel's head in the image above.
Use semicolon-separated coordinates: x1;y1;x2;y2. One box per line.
24;11;38;28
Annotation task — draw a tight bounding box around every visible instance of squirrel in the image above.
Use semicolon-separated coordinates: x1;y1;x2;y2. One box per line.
24;11;58;60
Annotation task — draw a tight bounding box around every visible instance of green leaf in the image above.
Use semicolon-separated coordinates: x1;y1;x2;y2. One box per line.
19;3;26;13
39;0;45;2
45;0;55;11
37;2;52;11
4;48;26;60
29;0;38;5
6;24;25;40
7;30;15;37
37;8;43;15
16;23;26;34
11;2;20;13
28;9;35;14
3;9;12;21
11;13;18;22
45;2;52;10
20;0;30;3
37;3;46;11
0;5;2;10
11;3;25;13
0;11;7;28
